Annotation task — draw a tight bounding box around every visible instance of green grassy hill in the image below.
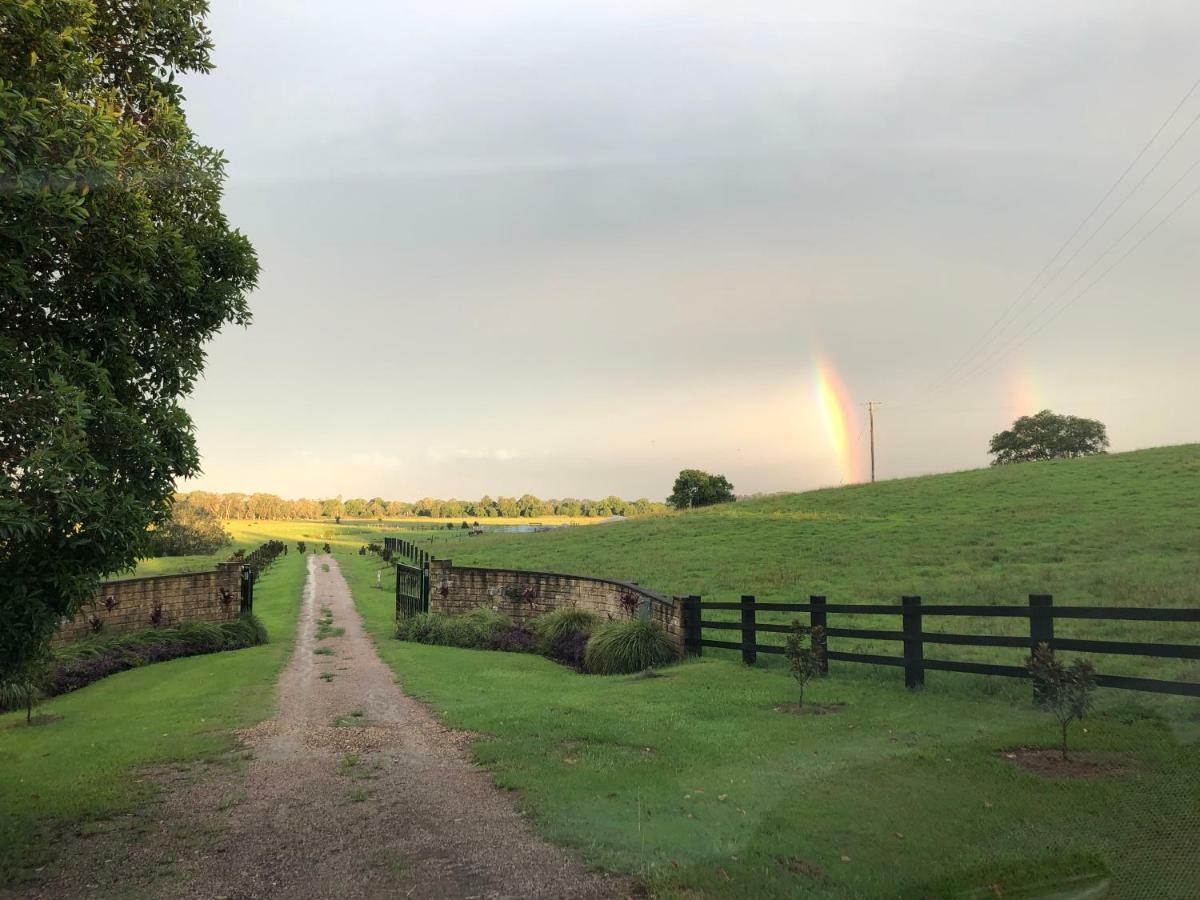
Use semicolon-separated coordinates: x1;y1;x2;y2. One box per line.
416;444;1200;680
429;444;1199;605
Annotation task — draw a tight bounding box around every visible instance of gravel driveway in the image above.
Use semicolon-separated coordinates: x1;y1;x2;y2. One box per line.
29;555;625;899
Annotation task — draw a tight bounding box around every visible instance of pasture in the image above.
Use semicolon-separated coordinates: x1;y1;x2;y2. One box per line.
4;445;1198;894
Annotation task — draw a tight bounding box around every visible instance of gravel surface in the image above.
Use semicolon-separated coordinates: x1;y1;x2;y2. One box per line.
25;556;626;899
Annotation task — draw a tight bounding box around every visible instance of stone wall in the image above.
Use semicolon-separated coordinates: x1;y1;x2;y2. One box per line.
427;559;684;652
55;562;245;644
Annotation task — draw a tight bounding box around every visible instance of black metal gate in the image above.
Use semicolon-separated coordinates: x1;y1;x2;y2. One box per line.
395;559;430;618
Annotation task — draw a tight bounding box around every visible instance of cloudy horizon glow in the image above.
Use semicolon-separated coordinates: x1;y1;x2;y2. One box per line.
179;0;1199;502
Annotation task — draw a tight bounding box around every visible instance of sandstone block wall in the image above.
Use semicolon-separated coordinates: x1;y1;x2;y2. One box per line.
56;562;245;644
426;559;684;652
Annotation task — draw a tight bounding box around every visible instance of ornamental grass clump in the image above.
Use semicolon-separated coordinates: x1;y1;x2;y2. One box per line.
584;617;677;675
530;608;600;656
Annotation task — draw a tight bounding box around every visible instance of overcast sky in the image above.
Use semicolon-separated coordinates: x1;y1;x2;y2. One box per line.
179;0;1199;501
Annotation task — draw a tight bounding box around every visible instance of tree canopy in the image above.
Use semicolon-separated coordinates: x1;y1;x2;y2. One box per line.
667;469;736;509
176;491;668;520
988;410;1109;466
147;500;231;557
1;1;258;678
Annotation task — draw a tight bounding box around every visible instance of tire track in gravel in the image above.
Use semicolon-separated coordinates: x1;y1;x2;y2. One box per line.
31;555;625;899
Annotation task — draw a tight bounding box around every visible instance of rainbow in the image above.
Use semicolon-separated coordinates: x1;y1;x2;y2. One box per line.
1006;362;1046;417
814;361;862;484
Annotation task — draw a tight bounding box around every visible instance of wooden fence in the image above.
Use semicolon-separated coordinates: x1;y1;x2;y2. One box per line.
681;594;1200;697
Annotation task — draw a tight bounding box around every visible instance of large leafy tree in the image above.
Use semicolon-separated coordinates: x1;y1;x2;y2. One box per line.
668;469;735;509
0;1;258;679
988;410;1109;466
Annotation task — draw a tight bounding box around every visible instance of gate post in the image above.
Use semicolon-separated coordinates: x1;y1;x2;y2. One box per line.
902;595;923;689
240;565;254;614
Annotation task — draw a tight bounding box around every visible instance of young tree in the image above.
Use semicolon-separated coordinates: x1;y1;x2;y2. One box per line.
784;621;826;708
988;410;1109;465
1026;644;1097;760
668;469;736;509
0;2;258;680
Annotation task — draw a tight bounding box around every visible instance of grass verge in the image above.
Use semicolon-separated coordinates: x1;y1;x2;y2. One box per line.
343;550;1200;898
0;553;307;885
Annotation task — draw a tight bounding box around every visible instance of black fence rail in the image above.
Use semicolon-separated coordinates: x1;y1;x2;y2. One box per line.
681;594;1200;698
382;536;432;566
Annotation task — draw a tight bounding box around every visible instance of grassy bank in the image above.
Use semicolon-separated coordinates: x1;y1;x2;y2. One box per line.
343;550;1200;898
0;552;307;885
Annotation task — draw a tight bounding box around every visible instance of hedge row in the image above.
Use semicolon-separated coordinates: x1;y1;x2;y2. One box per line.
394;607;678;675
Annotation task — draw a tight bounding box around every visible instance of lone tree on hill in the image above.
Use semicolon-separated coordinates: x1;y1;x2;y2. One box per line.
668;469;735;509
0;3;258;682
988;410;1108;465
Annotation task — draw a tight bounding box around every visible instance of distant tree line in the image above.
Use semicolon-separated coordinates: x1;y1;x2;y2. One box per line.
176;491;670;521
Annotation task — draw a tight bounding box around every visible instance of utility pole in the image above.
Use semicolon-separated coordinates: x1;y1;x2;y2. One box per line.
866;401;880;483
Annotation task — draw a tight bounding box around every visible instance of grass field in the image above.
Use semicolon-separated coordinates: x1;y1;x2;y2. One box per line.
331;446;1200;896
0;552;307;885
342;548;1200;898
11;446;1193;893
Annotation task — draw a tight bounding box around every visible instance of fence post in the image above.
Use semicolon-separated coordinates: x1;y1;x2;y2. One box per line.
902;595;923;689
741;595;757;665
395;563;402;619
240;565;253;614
421;555;431;613
1029;594;1054;703
810;595;829;675
685;595;702;656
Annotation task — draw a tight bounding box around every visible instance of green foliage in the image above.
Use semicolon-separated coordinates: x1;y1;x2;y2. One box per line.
989;410;1109;465
583;617;678;675
0;673;44;725
784;620;826;707
176;490;669;520
147;500;231;557
1027;643;1098;760
667;469;735;509
394;609;512;650
175;620;227;653
529;607;600;654
297;541;307;554
0;0;258;680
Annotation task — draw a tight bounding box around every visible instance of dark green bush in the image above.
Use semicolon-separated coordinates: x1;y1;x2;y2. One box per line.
176;621;227;653
18;615;270;704
584;617;678;675
529;608;600;655
395;608;512;649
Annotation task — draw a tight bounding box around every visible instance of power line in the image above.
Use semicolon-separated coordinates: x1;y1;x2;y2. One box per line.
968;177;1200;382
928;75;1200;392
950;155;1200;385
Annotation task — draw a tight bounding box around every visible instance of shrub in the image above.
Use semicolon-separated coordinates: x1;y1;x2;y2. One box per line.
784;620;826;708
1027;643;1097;760
485;624;539;654
395;609;512;650
176;621;227;653
530;608;600;655
584;617;678;675
546;630;590;670
222;614;269;648
297;541;307;554
0;669;45;723
35;615;268;700
395;613;442;644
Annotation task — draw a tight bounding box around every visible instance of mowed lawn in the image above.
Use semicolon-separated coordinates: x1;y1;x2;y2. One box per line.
331;447;1200;897
0;552;307;885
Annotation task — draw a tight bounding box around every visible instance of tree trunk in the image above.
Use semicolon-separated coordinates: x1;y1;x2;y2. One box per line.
1061;720;1069;761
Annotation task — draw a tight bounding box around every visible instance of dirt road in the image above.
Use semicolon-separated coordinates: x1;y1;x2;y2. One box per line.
34;555;623;899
